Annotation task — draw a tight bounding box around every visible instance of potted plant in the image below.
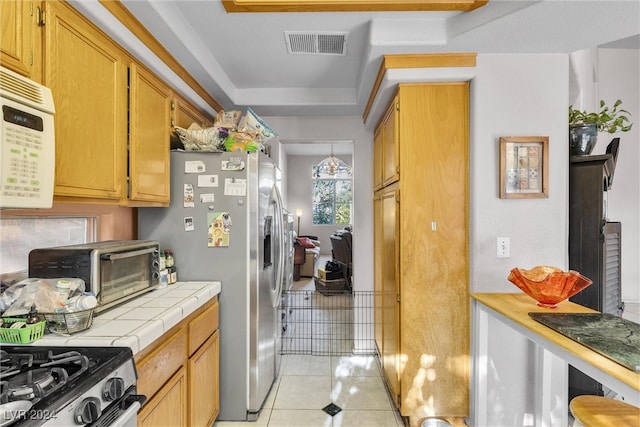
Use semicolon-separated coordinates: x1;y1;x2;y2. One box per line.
569;99;633;155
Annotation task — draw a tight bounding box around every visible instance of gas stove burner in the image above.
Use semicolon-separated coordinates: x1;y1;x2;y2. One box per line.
0;353;34;381
0;346;139;426
0;381;7;404
41;351;88;381
5;368;68;402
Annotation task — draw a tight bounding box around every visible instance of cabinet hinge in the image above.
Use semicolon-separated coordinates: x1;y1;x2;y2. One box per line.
30;52;33;66
170;100;175;111
395;102;399;111
36;6;45;27
30;1;33;16
397;293;400;303
170;117;175;127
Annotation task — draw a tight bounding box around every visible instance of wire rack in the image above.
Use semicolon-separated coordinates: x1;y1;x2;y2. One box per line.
280;290;376;356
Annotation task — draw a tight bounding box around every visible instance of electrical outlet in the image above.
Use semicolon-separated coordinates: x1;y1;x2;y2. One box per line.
497;237;510;258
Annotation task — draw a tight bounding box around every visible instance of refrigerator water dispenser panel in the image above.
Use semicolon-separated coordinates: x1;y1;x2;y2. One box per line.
264;215;272;269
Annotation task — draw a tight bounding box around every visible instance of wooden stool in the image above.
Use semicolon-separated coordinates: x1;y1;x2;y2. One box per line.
570;395;640;427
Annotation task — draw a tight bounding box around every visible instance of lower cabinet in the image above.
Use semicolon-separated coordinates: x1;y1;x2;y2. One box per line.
138;366;188;427
189;330;220;426
136;296;219;427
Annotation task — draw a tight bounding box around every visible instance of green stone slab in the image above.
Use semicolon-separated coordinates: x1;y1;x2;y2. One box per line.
528;312;640;372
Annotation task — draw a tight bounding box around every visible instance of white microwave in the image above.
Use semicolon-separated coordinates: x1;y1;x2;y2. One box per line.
0;66;55;209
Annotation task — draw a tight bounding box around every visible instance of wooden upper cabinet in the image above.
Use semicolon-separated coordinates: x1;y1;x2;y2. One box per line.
0;0;42;82
382;96;400;186
174;94;214;130
129;63;171;205
373;125;383;190
45;1;128;201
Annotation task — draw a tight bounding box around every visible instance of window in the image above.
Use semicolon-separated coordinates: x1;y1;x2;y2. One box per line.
0;216;95;276
312;163;352;225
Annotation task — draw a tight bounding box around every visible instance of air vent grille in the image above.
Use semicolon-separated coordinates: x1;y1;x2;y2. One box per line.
0;69;44;105
285;31;348;55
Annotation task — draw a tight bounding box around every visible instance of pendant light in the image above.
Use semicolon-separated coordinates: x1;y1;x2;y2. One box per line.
315;144;350;177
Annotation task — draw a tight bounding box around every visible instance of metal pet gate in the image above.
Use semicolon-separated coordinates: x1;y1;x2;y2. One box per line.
280;290;376;356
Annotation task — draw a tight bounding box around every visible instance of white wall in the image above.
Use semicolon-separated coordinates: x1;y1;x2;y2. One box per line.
469;54;570;426
597;48;640;303
470;54;570;293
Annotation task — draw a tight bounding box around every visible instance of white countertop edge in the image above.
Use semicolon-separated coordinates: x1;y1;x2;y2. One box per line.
21;281;221;355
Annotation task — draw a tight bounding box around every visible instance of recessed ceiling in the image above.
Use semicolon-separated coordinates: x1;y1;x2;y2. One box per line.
74;0;639;120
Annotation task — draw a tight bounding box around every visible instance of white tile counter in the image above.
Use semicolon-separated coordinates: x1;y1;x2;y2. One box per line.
32;281;221;355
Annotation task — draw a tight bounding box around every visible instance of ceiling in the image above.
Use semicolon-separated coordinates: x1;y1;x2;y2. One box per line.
71;1;639;155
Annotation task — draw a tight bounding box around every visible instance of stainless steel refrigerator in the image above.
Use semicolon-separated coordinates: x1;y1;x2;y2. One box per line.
279;211;295;344
138;150;286;421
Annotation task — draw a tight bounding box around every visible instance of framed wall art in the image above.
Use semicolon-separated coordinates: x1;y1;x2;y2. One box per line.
499;136;549;199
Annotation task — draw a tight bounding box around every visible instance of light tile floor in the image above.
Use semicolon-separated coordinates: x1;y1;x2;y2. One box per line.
213;354;404;427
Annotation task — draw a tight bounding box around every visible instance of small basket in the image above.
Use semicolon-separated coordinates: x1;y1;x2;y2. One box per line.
42;308;94;334
0;318;46;343
314;276;348;295
174;126;223;152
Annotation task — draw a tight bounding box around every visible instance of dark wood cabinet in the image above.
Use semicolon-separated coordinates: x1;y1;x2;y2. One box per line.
568;154;623;400
568;154;622;314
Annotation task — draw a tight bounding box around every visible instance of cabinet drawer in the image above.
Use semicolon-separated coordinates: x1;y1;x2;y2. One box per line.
137;328;187;400
188;297;219;356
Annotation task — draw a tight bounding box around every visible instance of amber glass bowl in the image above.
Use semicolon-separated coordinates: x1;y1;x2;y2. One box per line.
507;266;593;308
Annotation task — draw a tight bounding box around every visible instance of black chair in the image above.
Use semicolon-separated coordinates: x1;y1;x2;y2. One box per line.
329;230;352;288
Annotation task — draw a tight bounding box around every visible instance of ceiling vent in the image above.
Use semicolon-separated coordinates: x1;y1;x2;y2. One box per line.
285;31;348;55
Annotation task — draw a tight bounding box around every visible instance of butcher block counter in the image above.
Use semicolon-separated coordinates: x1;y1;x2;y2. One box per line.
470;293;640;427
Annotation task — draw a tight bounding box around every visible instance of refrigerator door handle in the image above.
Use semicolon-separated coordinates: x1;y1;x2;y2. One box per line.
271;186;285;308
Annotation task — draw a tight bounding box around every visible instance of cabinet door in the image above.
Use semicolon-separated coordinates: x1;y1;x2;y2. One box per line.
174;95;214;129
373;125;383;190
398;83;469;417
1;0;41;82
138;366;188;427
45;1;128;200
382;96;399;186
373;193;383;355
381;188;400;406
129;63;171;204
188;330;219;427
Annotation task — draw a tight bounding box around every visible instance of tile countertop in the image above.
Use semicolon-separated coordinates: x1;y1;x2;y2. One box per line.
32;281;221;355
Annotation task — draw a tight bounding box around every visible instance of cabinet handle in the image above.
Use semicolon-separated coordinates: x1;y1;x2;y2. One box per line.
36;6;45;27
